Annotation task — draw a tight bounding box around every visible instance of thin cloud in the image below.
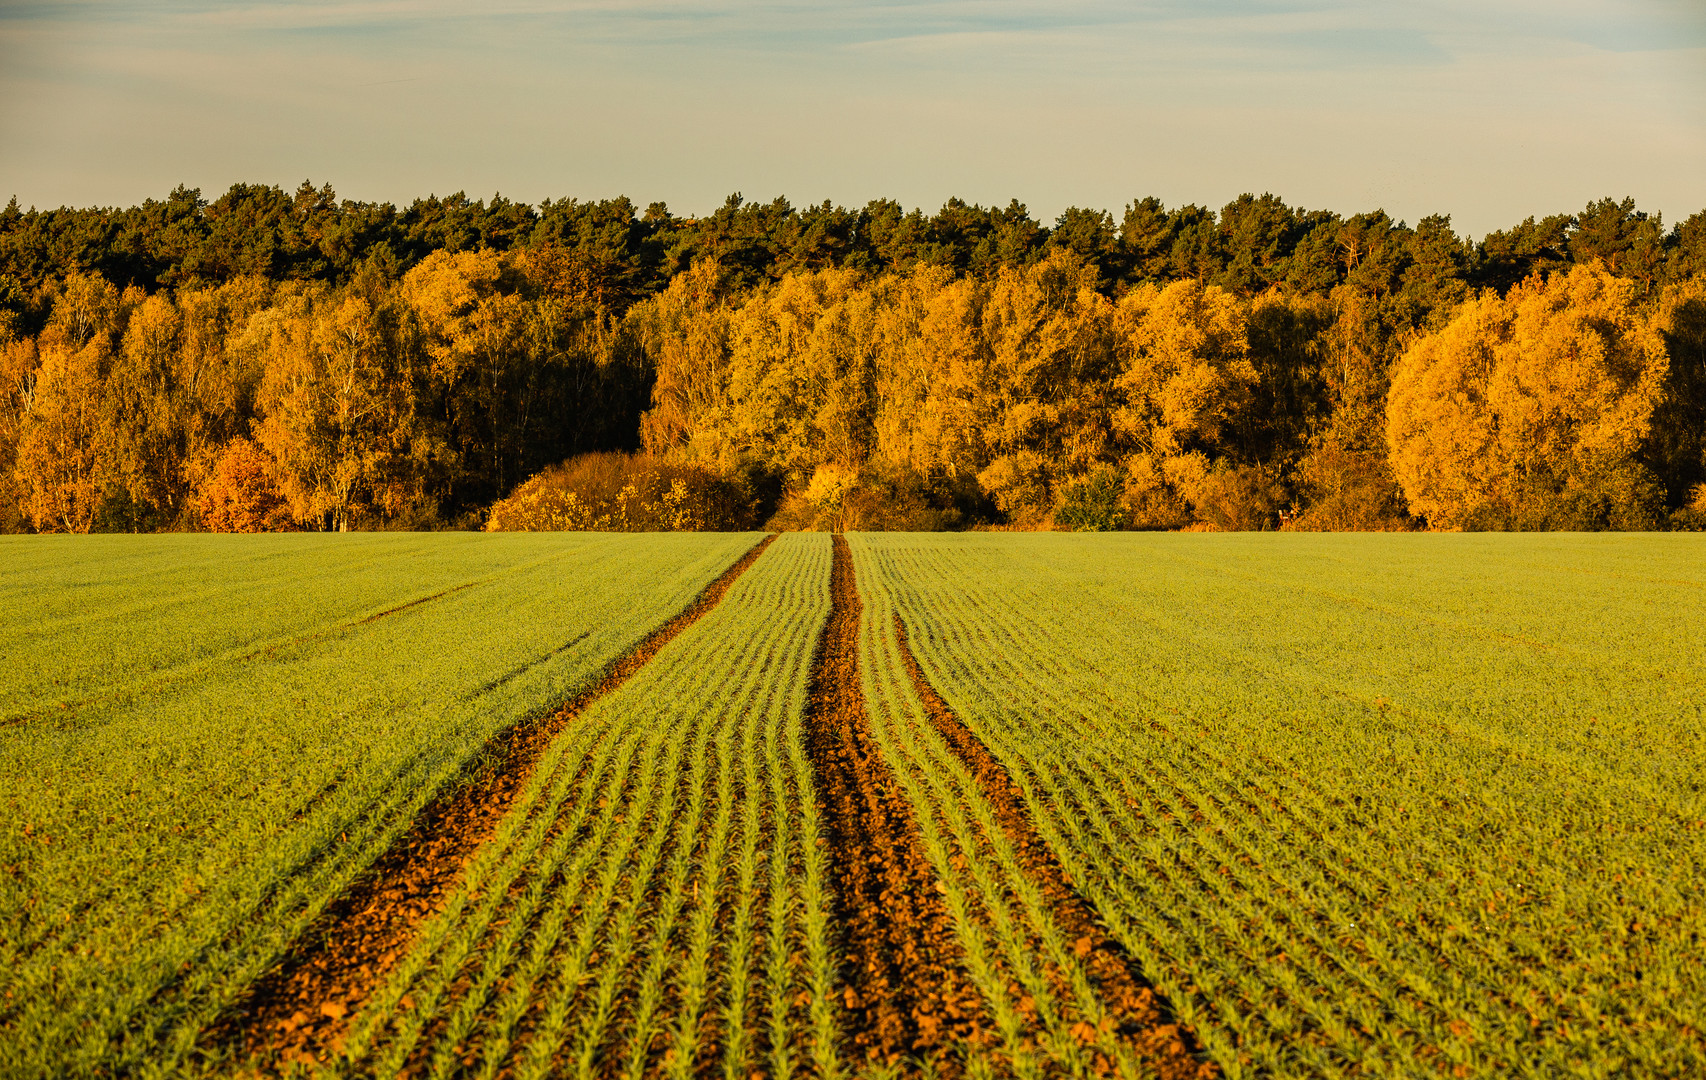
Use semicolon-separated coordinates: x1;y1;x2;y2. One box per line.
0;0;1700;234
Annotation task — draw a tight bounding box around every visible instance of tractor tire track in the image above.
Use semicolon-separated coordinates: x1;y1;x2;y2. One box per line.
207;534;777;1071
893;611;1218;1080
3;578;497;730
804;536;990;1073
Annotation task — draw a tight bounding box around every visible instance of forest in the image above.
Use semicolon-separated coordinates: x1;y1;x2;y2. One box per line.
2;181;1703;533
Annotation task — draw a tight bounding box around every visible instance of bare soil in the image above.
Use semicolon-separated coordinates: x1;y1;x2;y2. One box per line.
208;534;777;1071
803;536;993;1072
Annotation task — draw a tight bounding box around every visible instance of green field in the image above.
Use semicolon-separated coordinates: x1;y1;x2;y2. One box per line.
2;533;1701;1079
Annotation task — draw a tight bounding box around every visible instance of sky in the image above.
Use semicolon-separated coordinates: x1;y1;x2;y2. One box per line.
0;0;1702;239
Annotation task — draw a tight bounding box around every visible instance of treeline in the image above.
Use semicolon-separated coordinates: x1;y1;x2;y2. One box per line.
7;183;1704;310
1;182;1703;533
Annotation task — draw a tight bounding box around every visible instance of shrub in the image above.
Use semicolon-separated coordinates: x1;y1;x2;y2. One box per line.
1287;445;1413;531
1458;458;1664;532
1187;461;1286;531
846;470;972;531
768;467;971;532
1671;484;1706;531
485;452;761;531
976;452;1055;527
1056;467;1128;531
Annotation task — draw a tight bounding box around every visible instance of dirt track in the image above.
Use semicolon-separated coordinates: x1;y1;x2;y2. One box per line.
892;611;1216;1080
803;536;992;1072
209;532;1214;1078
210;534;776;1070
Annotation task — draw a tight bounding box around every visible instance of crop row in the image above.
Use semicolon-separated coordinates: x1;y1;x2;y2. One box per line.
329;533;841;1080
850;537;1206;1080
0;532;764;1078
852;532;1706;1079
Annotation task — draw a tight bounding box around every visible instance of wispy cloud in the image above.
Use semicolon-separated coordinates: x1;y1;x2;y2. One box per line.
0;0;1701;234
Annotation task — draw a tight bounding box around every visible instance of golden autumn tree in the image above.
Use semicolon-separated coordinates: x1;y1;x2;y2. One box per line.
634;263;895;524
1286;287;1412;530
250;287;400;530
628;253;1268;528
1646;278;1706;515
15;338;110;531
874;268;988;482
1110;278;1258;527
1386;265;1668;529
0;333;37;532
634;260;735;460
103;291;192;525
719;266;875;477
634;252;1128;525
404;249;564;501
964;252;1116;522
173;277;276;502
844;253;1116;523
865;265;957;478
12;272;122;532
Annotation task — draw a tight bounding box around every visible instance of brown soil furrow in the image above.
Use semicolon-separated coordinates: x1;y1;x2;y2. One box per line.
805;536;990;1072
207;533;777;1071
892;611;1218;1080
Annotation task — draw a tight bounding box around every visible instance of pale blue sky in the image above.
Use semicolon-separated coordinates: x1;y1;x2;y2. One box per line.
1;1;1702;237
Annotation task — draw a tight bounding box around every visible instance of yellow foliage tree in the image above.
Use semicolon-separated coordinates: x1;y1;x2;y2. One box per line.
635;261;735;460
803;462;858;531
1111;278;1258;527
876;268;985;480
11;272;125;532
632;253;1262;527
14;335;111;532
1286;288;1412;531
402;250;537;497
403;250;526;384
1386;265;1668;529
963;253;1115;520
250;288;397;530
0;334;37;531
720;267;872;476
1646;278;1706;514
104;292;191;522
174;277;276;498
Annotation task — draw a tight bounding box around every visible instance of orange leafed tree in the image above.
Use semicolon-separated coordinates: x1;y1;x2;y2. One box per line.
197;438;293;532
0;334;39;532
1386;264;1668;529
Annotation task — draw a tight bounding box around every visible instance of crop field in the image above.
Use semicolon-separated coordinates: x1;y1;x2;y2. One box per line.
2;532;1702;1079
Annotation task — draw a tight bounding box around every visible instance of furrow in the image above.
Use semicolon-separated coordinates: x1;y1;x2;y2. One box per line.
801;535;989;1073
